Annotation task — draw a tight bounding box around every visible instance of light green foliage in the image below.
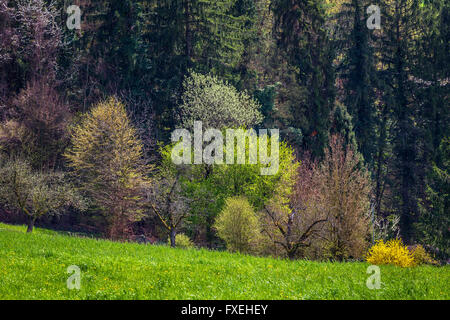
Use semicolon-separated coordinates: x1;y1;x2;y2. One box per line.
179;72;263;129
264;145;299;217
182;137;298;244
0;223;449;299
259;148;304;259
214;196;261;253
175;233;195;249
189;137;296;211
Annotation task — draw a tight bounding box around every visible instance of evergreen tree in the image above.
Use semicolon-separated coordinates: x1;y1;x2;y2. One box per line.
142;0;257;140
341;0;377;167
330;103;358;152
272;0;336;157
413;0;449;254
416;138;449;260
378;0;423;242
414;0;450;169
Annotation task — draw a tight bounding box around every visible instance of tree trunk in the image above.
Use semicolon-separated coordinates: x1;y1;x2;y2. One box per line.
170;228;176;248
27;216;35;233
287;248;296;260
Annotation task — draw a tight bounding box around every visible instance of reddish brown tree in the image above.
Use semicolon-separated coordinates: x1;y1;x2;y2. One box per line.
0;0;69;169
315;135;372;260
12;79;70;169
0;0;20;110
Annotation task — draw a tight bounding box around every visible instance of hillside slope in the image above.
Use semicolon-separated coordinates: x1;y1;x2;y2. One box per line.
0;223;448;300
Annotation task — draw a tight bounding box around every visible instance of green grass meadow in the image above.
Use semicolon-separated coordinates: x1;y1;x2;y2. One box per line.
0;223;448;300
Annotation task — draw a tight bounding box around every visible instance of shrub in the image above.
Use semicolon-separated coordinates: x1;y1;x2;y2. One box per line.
366;239;416;267
175;233;195;249
410;245;438;265
214;196;260;254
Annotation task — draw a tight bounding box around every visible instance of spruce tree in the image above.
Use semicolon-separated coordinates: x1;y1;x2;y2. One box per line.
272;0;336;157
341;0;377;168
379;0;423;242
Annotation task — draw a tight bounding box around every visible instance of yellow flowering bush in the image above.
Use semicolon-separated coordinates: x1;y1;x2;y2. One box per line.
366;239;416;267
410;245;438;265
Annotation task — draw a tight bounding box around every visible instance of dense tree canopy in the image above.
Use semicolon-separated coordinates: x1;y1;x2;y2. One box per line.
0;0;448;261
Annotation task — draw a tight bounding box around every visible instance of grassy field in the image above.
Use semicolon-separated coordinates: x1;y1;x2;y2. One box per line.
0;223;448;300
